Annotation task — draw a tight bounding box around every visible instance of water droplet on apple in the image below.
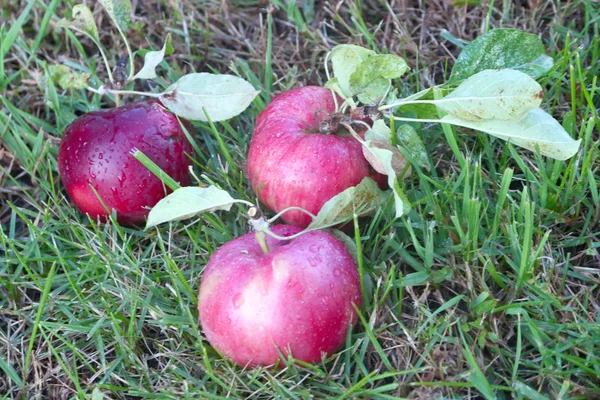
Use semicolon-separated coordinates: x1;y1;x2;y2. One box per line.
287;278;298;287
333;269;341;276
232;293;245;308
308;258;317;267
258;325;265;332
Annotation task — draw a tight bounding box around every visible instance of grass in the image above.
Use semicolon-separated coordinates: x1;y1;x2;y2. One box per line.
1;0;599;398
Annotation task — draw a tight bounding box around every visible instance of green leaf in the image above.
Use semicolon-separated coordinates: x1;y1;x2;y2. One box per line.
365;119;392;142
396;124;430;171
324;78;357;109
393;88;439;120
451;28;552;81
98;0;132;32
48;65;90;90
330;229;359;263
159;73;260;121
439;69;543;121
56;4;100;42
307;178;388;230
146;186;237;229
350;54;409;104
441;108;581;160
133;33;173;80
328;44;376;98
91;388;105;400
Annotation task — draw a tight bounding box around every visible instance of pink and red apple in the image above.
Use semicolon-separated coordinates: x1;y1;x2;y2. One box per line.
58;99;193;225
247;86;384;228
198;225;361;367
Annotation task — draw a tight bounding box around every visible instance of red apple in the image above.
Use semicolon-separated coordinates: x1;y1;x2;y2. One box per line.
247;86;384;228
198;225;361;367
58;99;193;225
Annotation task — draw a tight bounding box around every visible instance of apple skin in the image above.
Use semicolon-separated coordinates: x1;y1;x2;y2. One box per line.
198;225;361;367
247;86;385;228
58;99;193;225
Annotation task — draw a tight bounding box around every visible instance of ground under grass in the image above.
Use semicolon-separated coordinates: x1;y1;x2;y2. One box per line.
1;0;599;398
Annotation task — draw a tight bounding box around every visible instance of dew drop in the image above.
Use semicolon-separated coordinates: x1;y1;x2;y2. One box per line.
308;258;317;267
287;278;298;288
333;269;341;276
232;293;245;309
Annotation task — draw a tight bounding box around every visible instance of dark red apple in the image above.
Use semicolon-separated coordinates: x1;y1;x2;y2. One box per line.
198;225;361;367
58;99;193;225
247;86;384;228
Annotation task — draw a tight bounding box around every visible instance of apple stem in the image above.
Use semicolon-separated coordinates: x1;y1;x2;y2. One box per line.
255;231;270;254
248;207;271;254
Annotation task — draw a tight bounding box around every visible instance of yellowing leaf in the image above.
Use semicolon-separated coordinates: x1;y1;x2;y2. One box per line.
438;69;543;121
307;178;388;230
442;108;581;160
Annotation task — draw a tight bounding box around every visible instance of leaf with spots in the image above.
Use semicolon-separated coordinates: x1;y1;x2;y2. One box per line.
450;28;553;82
48;65;90;90
56;4;100;43
441;108;581;160
307;178;389;230
98;0;132;32
327;44;376;99
349;54;409;104
438;69;543;121
396;124;430;171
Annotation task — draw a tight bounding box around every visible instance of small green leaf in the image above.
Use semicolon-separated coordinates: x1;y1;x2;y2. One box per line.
159;73;260;121
307;178;388;230
91;388;105;400
401;271;430;286
133;33;173;80
57;4;100;42
365;119;392;142
396;124;430;171
328;44;376;98
438;69;543;121
451;28;552;81
146;186;237;229
350;54;409;104
48;65;90;90
98;0;132;32
441;108;581;160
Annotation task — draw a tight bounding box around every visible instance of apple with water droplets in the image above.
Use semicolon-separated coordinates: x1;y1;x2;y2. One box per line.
198;225;361;367
247;86;385;228
58;99;193;225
